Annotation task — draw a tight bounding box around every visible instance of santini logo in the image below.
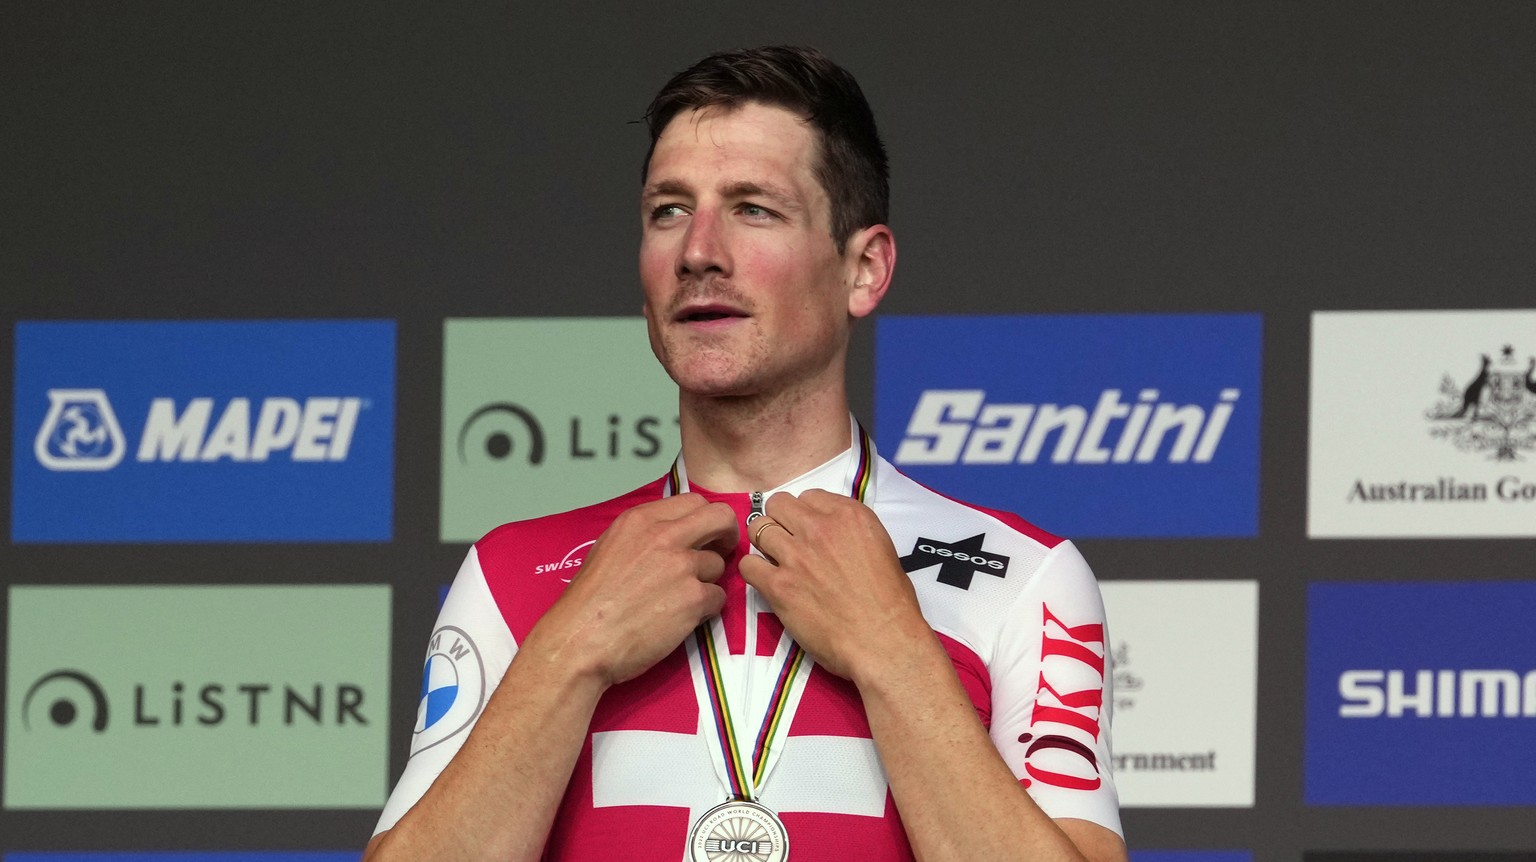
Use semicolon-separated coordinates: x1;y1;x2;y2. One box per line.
1339;669;1536;718
894;389;1240;466
34;390;366;470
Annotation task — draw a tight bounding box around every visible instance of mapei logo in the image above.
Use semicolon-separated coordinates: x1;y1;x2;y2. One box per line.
875;314;1262;538
1306;581;1536;805
33;390;126;470
899;534;1009;590
12;320;394;542
1426;343;1536;462
35;390;366;470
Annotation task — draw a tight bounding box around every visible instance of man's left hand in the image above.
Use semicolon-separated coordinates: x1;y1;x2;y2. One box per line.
738;489;932;683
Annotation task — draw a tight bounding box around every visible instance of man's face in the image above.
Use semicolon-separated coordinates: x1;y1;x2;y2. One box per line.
640;102;857;400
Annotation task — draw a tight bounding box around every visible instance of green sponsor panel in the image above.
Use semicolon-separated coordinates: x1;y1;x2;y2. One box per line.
4;585;390;809
440;318;680;542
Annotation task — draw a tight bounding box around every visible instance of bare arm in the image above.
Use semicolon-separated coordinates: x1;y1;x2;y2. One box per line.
365;494;738;862
742;491;1126;862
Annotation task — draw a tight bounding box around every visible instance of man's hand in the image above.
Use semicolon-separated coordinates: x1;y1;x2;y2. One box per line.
524;492;738;686
737;489;929;683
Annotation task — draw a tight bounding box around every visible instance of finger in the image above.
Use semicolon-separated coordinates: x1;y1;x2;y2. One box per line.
671;500;741;553
689;547;729;583
749;517;793;564
739;554;778;595
762;491;811;533
696;582;727;621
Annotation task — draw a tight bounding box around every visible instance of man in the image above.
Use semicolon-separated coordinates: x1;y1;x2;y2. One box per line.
367;46;1125;862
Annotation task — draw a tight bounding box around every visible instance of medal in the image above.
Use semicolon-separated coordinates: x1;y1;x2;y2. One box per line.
689;798;789;862
665;421;877;861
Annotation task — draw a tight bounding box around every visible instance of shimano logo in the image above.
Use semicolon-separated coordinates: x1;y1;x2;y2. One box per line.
893;388;1241;466
34;392;367;469
1339;669;1536;718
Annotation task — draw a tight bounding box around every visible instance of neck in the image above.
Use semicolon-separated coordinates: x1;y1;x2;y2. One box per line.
677;379;853;493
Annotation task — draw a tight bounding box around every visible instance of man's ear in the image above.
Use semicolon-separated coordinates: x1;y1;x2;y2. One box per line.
846;224;896;319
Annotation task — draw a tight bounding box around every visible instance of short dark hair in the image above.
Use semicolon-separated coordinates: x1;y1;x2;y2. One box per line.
642;45;889;253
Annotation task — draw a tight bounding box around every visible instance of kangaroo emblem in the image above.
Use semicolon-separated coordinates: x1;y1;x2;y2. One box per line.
1451;354;1490;419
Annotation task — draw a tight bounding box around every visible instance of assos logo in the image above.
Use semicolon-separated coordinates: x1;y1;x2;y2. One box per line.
12;321;394;542
875;314;1261;538
1306;581;1536;805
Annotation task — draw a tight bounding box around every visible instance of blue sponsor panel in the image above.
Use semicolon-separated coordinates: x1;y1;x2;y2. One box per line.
1306;581;1536;805
874;314;1261;538
5;855;359;862
1131;854;1251;862
12;321;394;542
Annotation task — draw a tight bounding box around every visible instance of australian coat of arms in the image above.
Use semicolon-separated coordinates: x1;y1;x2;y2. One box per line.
1426;345;1536;461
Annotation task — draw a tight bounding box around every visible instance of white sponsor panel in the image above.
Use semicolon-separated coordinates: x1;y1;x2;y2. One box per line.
1100;581;1257;807
1310;310;1536;538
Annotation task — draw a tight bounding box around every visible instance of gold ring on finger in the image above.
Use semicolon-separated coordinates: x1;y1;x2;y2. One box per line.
751;518;788;547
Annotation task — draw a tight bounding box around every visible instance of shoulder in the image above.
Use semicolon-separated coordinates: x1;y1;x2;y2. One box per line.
475;477;665;570
469;477;664;637
868;457;1101;650
869;455;1068;573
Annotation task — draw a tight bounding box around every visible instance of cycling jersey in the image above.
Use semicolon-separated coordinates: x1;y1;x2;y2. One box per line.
376;419;1121;860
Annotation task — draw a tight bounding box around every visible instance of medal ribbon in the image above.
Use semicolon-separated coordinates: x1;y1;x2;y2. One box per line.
664;422;875;800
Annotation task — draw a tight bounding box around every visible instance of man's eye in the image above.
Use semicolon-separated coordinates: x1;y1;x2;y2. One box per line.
740;204;775;219
650;204;686;220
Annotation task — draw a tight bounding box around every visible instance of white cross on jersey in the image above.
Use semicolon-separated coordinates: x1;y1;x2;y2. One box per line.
591;727;889;821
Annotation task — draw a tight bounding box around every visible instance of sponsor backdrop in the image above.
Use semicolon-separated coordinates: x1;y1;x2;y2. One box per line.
12;321;395;543
5;586;391;809
1305;581;1536;806
1100;581;1258;808
4;4;1534;861
1310;311;1536;538
439;318;679;541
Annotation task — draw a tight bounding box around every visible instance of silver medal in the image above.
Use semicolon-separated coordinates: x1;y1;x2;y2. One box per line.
689;798;789;862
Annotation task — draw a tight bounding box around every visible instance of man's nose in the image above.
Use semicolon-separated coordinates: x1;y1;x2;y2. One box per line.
679;209;731;277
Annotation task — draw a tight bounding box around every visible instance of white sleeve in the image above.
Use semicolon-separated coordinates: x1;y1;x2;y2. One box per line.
373;546;518;835
987;540;1122;837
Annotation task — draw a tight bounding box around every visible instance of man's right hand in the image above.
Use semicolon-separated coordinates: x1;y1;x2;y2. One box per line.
520;492;738;687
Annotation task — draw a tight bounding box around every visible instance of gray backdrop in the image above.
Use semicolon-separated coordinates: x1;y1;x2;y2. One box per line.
4;2;1534;860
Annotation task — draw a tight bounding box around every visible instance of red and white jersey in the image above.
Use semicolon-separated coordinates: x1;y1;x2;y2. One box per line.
376;425;1122;859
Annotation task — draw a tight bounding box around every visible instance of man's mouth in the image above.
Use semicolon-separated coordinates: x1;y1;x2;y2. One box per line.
677;304;748;324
